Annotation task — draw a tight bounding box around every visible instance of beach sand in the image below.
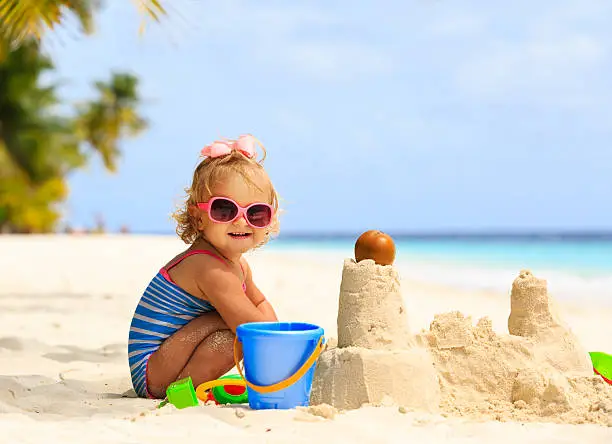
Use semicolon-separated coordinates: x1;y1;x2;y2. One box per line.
1;235;610;443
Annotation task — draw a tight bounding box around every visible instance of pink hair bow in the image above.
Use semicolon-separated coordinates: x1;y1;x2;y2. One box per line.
201;134;258;159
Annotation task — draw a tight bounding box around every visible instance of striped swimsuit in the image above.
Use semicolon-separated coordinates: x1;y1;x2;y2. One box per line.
128;250;246;398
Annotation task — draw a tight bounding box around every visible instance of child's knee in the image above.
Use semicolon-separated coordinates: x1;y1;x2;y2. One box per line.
209;329;235;361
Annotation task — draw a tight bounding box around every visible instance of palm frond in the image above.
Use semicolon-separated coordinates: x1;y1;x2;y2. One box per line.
74;72;147;173
0;0;166;48
134;0;166;22
133;0;167;36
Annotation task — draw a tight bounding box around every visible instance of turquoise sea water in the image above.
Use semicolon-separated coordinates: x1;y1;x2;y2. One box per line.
266;235;612;304
268;236;612;275
148;231;611;301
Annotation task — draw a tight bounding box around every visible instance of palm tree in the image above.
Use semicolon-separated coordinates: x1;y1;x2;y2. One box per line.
75;72;148;172
0;38;147;232
0;38;81;232
0;39;81;180
0;1;151;232
0;0;166;49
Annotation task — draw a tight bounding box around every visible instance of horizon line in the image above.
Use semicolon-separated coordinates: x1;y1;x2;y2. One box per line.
115;230;612;241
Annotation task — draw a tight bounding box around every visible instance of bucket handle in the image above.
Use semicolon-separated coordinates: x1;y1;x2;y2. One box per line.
233;335;325;394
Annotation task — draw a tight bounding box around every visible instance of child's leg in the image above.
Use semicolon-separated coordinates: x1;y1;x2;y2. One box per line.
146;312;238;398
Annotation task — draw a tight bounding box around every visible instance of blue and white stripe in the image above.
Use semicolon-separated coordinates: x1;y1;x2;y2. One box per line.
128;272;216;397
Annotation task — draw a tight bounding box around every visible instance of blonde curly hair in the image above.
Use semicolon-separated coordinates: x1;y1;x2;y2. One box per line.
172;142;281;246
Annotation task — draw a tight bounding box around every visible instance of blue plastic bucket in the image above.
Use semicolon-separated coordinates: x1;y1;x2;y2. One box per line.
236;322;325;410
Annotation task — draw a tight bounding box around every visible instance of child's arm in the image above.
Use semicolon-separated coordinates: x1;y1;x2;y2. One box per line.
242;259;278;321
195;258;275;332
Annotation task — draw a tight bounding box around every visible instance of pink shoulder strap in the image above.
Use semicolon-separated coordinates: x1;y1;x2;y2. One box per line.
160;249;247;291
163;249;226;273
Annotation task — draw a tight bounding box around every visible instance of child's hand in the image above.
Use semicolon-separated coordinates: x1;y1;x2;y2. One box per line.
241;259;278;321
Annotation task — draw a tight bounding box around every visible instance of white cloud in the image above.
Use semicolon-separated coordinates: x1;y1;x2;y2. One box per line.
156;0;395;81
455;3;611;110
458;35;606;102
427;14;486;37
180;1;337;36
263;41;394;81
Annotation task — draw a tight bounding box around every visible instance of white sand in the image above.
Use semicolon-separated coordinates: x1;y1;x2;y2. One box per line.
1;235;611;443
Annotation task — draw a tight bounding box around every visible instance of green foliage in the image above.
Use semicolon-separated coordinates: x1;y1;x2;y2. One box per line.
0;146;68;233
0;0;98;48
76;72;148;172
0;38;147;232
0;39;83;180
0;0;166;49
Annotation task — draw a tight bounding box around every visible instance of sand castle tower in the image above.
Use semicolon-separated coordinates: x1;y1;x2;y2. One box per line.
507;270;592;374
310;258;440;411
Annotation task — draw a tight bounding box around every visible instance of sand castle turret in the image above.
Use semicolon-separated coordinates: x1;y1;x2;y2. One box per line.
507;270;592;374
508;269;564;337
310;258;440;411
337;259;409;349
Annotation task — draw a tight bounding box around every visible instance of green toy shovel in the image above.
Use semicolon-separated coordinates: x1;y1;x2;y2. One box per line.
589;351;612;385
158;376;199;409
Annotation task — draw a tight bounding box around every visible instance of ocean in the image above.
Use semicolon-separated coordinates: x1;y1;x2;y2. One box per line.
267;234;612;305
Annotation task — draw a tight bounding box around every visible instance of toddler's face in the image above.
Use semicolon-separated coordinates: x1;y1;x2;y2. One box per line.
199;171;272;258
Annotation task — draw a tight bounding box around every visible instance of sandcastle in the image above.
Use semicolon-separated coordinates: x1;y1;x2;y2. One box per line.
310;258;441;411
311;260;612;426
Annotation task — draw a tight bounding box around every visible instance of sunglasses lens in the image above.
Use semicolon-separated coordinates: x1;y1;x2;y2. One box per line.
247;204;272;227
209;198;238;222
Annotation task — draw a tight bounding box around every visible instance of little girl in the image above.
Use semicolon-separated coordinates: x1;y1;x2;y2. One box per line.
128;134;280;399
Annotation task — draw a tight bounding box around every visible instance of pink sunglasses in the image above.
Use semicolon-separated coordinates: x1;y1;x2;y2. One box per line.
197;197;274;228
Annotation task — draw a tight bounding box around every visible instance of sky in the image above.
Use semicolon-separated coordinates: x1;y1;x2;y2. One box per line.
44;0;612;234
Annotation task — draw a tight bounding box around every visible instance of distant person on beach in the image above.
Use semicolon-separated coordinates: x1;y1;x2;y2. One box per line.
127;134;280;399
